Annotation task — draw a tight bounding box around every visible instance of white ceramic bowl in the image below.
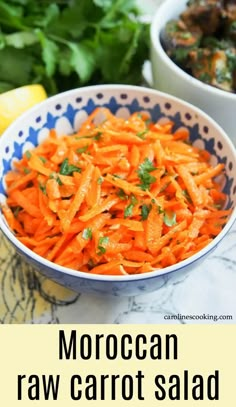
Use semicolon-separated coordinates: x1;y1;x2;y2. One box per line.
151;0;236;145
0;85;236;296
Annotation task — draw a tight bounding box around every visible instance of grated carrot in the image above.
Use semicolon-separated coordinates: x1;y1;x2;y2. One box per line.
1;109;231;275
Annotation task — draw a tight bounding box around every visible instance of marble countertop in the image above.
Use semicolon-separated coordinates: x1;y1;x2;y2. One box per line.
0;0;235;324
1;221;235;324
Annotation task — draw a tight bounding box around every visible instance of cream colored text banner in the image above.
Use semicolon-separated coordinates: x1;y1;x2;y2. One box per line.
0;325;235;406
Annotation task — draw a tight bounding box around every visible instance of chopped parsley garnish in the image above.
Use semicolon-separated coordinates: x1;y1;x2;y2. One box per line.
136;129;148;139
94;131;102;141
76;145;89;154
82;228;92;240
97;176;104;185
59;158;81;176
23;168;31;174
141;204;152;220
158;206;165;215
130;194;138;205
137;158;157;191
117;189;128;200
25;150;31;159
97;246;106;255
97;236;109;255
163;211;177;227
124;195;138;218
49;173;63;185
39;182;47;195
145;118;152;126
39;156;47;163
56;176;63;186
124;203;134;218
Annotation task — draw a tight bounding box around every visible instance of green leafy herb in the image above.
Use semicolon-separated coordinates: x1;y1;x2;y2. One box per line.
158;206;165;215
39;182;47;195
172;48;190;63
99;236;109;245
25;150;31;159
68;42;95;84
226;49;236;71
145;118;152;126
75;135;92;140
97;176;104;185
55;176;63;186
36;29;59;77
94;131;103;141
97;236;109;255
39;156;47;163
139;158;156;173
136;129;148;139
82;228;93;240
180;32;192;40
97;246;106;255
123;194;138;218
117;189;128;200
76;145;89;154
198;72;211;83
49;172;63;185
124;203;134;218
215;67;232;84
59;158;81;176
23;167;30;174
141;204;152;220
0;0;149;95
137;158;157;191
130;194;138;205
163;211;177;227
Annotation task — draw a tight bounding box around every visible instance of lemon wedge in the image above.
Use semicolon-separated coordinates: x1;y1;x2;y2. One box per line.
0;84;47;135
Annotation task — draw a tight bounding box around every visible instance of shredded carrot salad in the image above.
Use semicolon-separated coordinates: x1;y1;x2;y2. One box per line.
2;108;231;275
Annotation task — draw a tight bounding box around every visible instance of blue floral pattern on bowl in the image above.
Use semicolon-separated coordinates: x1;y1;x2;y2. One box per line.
0;85;235;296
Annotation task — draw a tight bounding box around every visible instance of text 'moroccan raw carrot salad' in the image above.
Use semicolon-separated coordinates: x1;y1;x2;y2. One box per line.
2;108;231;275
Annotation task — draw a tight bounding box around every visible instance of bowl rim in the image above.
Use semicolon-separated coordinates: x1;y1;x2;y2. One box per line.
0;83;236;283
150;0;236;101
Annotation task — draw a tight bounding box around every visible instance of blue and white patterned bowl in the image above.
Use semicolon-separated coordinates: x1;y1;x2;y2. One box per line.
0;85;236;296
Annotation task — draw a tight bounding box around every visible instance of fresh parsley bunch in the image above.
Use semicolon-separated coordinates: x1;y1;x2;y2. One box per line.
0;0;150;94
